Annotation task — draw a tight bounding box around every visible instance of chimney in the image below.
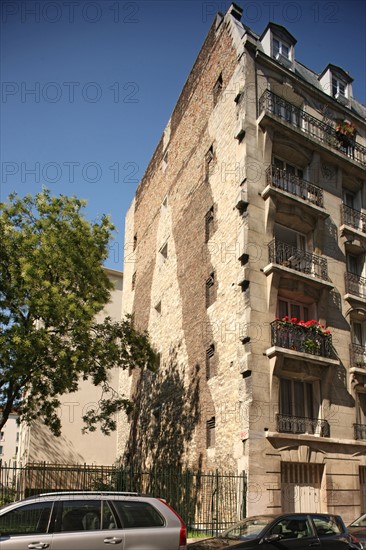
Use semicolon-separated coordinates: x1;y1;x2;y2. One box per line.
228;3;243;21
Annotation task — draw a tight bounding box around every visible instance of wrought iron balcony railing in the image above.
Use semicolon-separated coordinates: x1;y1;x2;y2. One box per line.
277;413;330;437
266;165;324;208
268;239;329;281
271;320;333;358
354;423;366;440
350;343;366;369
259;90;366;167
344;272;366;299
341;204;366;234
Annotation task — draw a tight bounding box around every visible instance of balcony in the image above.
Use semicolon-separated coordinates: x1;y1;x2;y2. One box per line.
268;239;329;282
340;204;366;236
271;320;333;359
277;414;330;437
350;343;366;370
344;272;366;300
354;423;366;440
265;165;324;208
258;90;366;168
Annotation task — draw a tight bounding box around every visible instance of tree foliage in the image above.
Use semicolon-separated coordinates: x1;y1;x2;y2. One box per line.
0;190;156;436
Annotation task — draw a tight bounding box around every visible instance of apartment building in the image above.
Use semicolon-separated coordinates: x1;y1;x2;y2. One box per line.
0;412;19;466
17;268;123;466
118;4;366;520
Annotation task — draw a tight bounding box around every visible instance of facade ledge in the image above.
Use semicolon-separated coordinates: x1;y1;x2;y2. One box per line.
350;366;366;376
263;263;334;289
344;293;366;305
266;346;340;366
261;185;328;219
340;224;366;242
265;431;366;447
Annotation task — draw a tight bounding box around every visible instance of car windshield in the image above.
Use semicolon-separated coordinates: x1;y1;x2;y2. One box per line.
350;514;366;527
222;517;273;539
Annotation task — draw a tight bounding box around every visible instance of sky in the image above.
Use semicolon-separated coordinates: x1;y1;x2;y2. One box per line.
1;0;366;270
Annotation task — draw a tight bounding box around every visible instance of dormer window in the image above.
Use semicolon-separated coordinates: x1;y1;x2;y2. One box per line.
332;77;347;99
273;38;290;60
318;64;353;104
260;23;296;69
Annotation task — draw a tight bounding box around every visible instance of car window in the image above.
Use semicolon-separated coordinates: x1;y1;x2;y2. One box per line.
113;501;165;528
225;518;271;539
0;502;53;535
269;517;312;540
312;516;343;536
102;500;118;530
351;515;366;527
60;500;101;532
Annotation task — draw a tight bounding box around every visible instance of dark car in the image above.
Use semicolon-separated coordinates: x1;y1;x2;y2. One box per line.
188;513;362;549
348;514;366;549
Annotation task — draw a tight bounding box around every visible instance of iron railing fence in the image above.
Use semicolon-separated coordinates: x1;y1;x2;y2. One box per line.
354;423;366;440
266;165;324;208
277;414;330;437
344;272;366;299
0;462;247;536
270;321;333;358
259;90;366;167
341;204;366;234
268;239;329;281
350;343;366;370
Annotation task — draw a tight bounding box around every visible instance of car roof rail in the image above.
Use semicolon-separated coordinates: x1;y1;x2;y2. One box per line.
33;491;141;498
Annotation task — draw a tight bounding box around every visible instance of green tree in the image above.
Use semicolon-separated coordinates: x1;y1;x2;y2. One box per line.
0;190;155;435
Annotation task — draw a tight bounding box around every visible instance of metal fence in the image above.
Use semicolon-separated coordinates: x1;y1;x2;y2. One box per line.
0;461;246;535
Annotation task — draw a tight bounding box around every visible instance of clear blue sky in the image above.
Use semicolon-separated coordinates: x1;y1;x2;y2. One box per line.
1;0;365;270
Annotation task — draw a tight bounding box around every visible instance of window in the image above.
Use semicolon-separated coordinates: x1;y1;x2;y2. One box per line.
312;515;343;536
332;77;346;98
277;298;310;322
205;206;215;242
0;431;4;441
0;446;3;455
59;500;107;531
154;301;161;314
206;272;216;308
113;501;164;528
0;502;53;535
133;234;137;251
206;344;216;379
273;38;290;59
352;321;365;346
351;321;366;369
269;516;312;539
159;242;168;261
213;73;223;105
356;393;366;426
280;379;316;434
162;150;168;171
206;416;216;448
131;272;136;290
347;253;364;276
343;191;355;209
205;144;215;180
273;224;309;272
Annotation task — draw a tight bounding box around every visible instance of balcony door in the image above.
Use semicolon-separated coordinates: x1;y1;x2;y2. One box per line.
347;253;364;277
278;298;310;322
274;224;306;248
274;224;308;272
280;379;314;431
357;392;366;426
273;158;304;196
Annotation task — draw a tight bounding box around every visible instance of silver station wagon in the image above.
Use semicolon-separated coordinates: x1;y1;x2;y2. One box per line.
0;491;187;549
